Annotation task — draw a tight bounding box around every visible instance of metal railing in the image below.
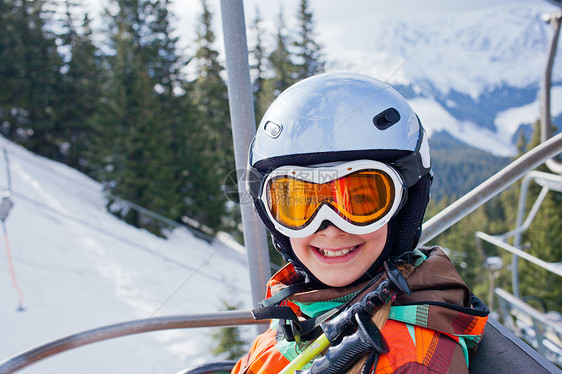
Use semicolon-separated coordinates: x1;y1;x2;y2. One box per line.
419;133;562;245
495;288;562;367
474;169;562;366
0;312;268;374
475;171;562;297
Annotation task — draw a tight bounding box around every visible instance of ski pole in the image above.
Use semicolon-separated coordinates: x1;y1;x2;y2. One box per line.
1;192;24;311
2;218;24;311
279;261;410;374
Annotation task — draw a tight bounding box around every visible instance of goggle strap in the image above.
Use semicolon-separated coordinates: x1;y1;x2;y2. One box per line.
392;151;426;188
247;167;266;198
392;119;431;188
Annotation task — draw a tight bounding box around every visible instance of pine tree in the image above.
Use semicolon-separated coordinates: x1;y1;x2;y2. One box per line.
180;0;234;231
95;0;182;235
142;0;185;223
293;0;324;79
56;1;102;171
267;8;298;98
0;0;23;136
425;196;489;298
0;0;63;157
249;7;270;122
211;300;248;360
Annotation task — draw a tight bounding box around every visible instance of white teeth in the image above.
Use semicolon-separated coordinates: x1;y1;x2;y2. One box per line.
317;246;357;257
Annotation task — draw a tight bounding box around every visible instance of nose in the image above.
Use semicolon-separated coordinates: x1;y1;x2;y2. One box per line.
316;220;335;232
316;221;349;238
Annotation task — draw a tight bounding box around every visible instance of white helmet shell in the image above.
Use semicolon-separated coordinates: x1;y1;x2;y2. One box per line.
250;73;424;167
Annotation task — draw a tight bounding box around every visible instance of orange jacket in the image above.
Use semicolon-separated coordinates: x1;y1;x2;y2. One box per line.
233;247;489;374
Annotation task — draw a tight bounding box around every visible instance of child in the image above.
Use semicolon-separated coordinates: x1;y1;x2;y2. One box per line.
233;73;489;374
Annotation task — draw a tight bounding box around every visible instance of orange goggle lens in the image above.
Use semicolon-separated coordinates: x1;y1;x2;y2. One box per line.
265;170;396;230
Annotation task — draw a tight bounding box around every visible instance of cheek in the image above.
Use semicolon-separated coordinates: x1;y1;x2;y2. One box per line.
289;237;309;258
360;225;388;244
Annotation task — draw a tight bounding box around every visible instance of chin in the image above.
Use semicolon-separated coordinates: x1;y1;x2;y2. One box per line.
320;276;358;288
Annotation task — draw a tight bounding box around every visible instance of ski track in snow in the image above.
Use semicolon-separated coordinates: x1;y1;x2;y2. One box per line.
0;138;253;373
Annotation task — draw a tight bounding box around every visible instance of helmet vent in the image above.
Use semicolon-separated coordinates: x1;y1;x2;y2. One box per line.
263;121;283;138
373;108;400;130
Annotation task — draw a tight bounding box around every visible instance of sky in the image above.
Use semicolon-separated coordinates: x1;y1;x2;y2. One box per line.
167;0;555;48
82;0;558;55
0;136;254;373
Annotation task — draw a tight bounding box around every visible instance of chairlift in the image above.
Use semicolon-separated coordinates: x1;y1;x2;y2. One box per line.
475;171;562;367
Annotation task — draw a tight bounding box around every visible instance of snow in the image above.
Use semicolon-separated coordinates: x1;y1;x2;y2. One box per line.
318;3;562;97
409;98;517;156
406;86;562;157
0;137;254;373
495;85;562;137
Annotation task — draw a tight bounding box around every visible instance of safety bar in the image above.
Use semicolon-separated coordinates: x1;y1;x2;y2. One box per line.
419;132;562;245
476;231;562;277
0;311;267;374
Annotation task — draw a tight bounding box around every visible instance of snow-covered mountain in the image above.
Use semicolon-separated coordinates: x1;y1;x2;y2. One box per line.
316;2;562;155
0;136;253;373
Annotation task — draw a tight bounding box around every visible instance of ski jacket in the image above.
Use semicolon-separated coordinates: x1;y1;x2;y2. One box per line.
232;247;489;374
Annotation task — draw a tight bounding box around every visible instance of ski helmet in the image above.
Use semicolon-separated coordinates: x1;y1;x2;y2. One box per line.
247;72;432;283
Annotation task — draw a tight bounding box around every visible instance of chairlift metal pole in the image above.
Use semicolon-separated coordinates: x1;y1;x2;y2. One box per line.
541;11;562;174
219;0;271;314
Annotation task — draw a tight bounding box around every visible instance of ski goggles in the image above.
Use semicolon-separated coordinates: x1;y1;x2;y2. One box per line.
258;160;405;238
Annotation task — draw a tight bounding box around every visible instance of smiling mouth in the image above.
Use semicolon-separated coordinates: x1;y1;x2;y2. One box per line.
315;244;361;258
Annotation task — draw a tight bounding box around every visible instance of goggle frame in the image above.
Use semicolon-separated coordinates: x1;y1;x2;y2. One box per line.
258;160;406;238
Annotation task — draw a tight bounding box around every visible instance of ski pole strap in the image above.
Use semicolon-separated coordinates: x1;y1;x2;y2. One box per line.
252;304;340;343
251;305;299;322
260;283;315;308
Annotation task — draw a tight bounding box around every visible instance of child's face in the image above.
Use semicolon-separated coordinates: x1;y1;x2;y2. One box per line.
289;223;388;287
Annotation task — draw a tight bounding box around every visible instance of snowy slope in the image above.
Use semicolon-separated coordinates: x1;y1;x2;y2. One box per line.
0;137;253;373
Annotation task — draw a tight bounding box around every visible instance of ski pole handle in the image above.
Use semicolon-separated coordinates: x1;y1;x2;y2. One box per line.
300;311;387;374
301;330;372;374
278;334;330;374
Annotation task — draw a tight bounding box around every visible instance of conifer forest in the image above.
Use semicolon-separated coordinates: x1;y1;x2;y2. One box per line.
0;0;560;313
